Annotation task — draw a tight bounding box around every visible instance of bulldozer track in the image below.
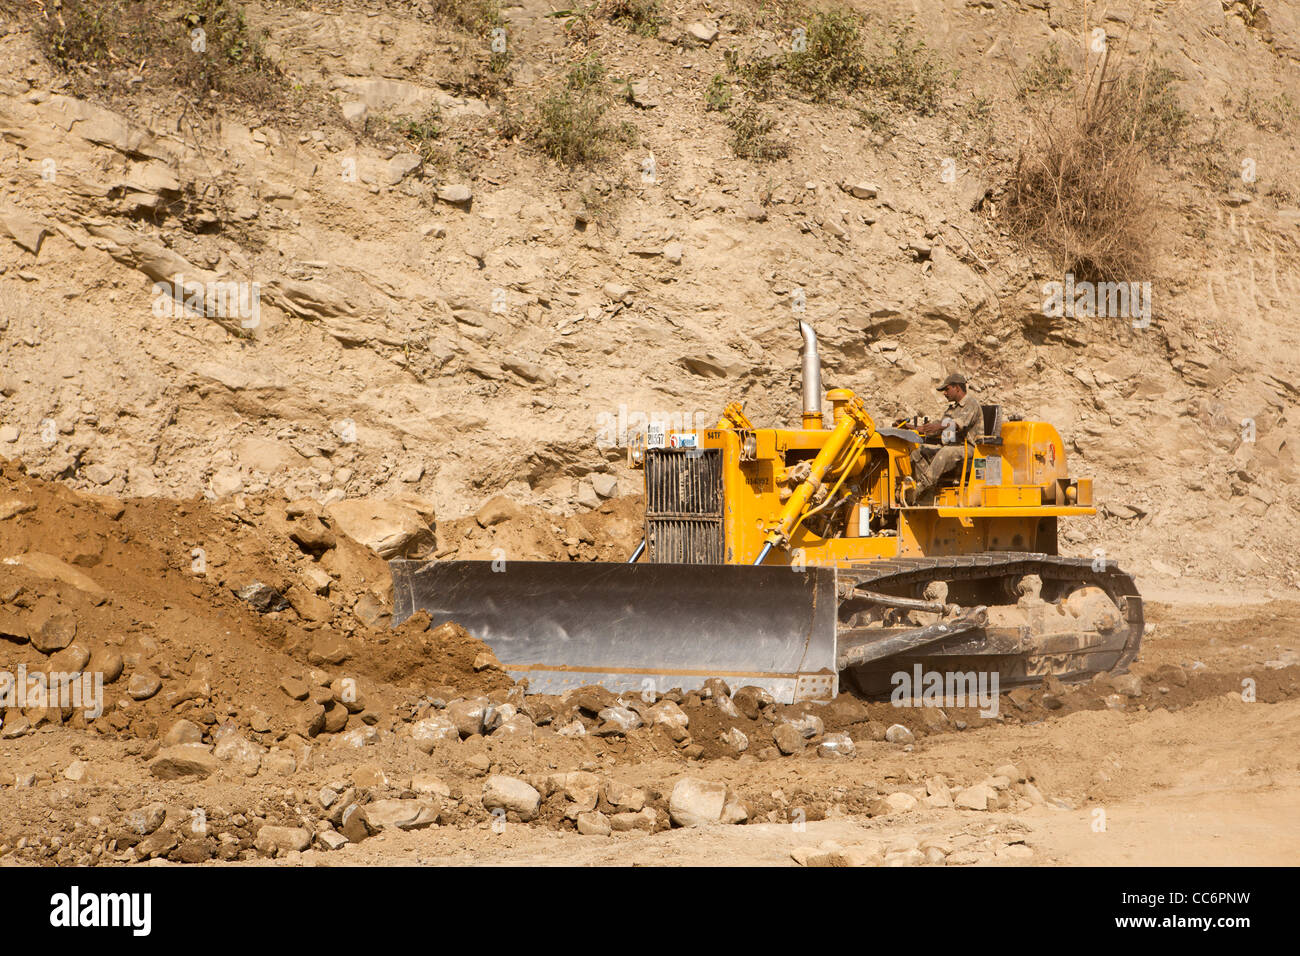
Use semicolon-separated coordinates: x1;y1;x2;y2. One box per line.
836;552;1144;694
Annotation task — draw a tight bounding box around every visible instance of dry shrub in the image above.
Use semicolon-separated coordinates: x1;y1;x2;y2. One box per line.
527;56;637;166
1004;49;1184;283
727;11;948;114
728;104;789;161
39;0;279;103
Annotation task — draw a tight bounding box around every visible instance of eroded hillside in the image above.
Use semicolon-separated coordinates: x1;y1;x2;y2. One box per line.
0;0;1297;589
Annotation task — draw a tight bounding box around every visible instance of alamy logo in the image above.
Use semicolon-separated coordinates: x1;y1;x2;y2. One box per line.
49;886;151;936
152;272;260;329
595;404;711;449
890;664;1000;718
1042;273;1151;328
0;666;102;719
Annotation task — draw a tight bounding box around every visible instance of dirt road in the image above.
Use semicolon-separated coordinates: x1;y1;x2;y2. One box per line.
4;570;1296;866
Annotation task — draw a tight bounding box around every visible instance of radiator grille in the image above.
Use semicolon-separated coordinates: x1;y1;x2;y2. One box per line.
645;449;724;564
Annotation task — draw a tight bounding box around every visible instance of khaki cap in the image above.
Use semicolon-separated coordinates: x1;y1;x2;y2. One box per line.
937;372;967;391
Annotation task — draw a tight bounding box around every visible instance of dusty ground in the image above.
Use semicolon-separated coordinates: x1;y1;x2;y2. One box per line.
227;597;1300;866
1;462;1297;867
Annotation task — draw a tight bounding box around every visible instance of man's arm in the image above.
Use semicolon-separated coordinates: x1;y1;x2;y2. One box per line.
952;396;982;440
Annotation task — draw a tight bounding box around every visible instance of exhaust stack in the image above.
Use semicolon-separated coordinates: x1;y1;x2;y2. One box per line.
798;320;823;429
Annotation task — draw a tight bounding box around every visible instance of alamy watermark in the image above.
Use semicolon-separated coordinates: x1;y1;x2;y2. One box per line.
595;404;711;450
890;664;1000;718
152;273;261;329
49;886;150;936
1042;273;1151;328
0;666;103;719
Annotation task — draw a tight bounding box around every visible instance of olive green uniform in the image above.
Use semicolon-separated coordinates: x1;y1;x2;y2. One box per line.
912;389;982;496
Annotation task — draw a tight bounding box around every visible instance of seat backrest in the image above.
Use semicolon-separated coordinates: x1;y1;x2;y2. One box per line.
981;404;1003;443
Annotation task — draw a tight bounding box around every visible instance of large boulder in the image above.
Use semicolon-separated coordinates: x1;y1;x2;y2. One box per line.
481;775;541;821
411;714;460;753
150;744;221;780
254;825;311;856
446;697;490;738
364;799;438;831
668;777;728;828
325;499;435;558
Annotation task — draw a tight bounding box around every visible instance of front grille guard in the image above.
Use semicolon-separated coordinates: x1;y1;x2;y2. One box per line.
644;448;724;564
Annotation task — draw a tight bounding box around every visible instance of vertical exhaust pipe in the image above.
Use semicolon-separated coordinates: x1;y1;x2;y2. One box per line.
798;320;823;429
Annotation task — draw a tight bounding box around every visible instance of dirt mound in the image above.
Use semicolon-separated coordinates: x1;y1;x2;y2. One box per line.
367;614;511;695
0;459;508;746
436;494;644;563
1;465;1297;867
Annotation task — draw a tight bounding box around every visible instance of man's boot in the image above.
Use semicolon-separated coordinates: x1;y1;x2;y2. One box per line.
906;464;933;506
898;476;919;507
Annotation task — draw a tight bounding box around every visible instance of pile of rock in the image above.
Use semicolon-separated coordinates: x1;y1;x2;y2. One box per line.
791;832;1035;868
278;669;376;739
862;763;1049;818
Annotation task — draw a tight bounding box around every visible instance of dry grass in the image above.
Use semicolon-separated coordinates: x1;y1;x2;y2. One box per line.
728;104;789;161
527;56;637;166
1003;49;1187;283
39;0;279;102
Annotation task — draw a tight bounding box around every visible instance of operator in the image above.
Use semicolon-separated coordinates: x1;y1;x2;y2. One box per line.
910;372;982;500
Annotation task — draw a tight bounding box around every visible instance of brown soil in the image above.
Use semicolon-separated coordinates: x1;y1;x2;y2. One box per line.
2;464;1299;867
0;458;509;746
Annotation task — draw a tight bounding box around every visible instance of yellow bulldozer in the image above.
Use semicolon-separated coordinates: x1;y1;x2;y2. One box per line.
391;321;1142;702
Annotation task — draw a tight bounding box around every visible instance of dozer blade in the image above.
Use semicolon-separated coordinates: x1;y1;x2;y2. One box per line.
389;560;839;703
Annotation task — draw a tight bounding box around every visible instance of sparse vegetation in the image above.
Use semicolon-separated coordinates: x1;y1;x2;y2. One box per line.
428;0;502;33
566;55;608;92
1186;118;1233;187
577;173;629;222
559;0;662;43
1113;64;1189;159
599;0;662;37
854;106;892;138
1004;53;1184;283
704;74;733;112
782;9;865;101
728;49;782;101
44;0;118;70
527;57;637;166
391;108;446;165
558;6;600;45
728;104;789;161
493;96;526;141
726;12;948;115
859;24;947;114
1239;90;1299;133
956;93;996;148
42;0;279;101
730;0;804;31
1017;42;1074;98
